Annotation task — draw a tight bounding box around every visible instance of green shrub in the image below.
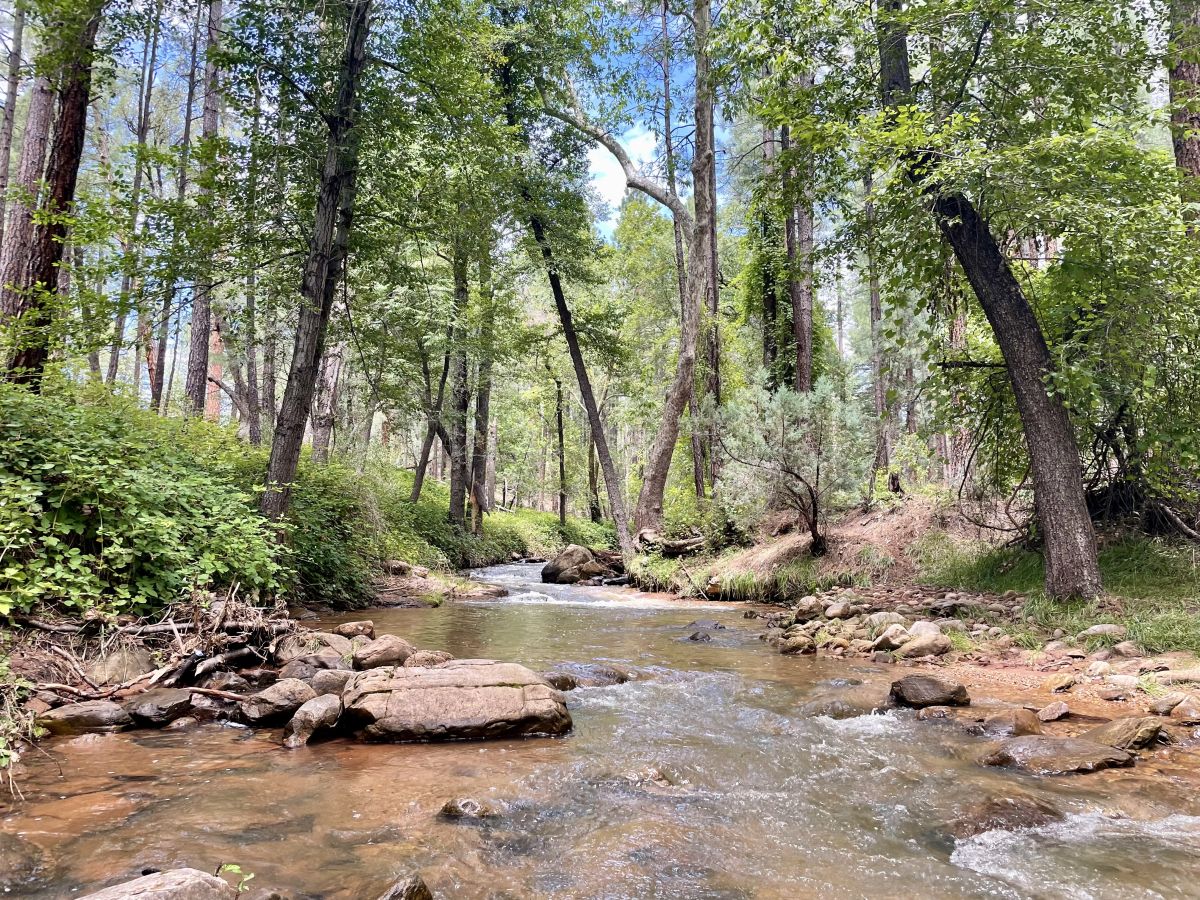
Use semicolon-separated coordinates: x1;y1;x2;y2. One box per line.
0;385;285;616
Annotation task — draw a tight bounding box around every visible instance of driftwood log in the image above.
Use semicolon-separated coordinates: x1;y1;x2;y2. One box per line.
635;529;705;557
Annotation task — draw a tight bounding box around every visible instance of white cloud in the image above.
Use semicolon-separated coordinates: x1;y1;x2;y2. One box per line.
588;124;659;236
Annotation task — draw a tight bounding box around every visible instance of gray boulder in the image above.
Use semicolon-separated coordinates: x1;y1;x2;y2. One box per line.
890;675;969;708
353;634;416;670
404;650;454;668
283;694;343;749
541;544;594;583
239;678;316;724
894;633;953;658
312;669;355;696
333;620;375;639
85;647;154;686
38;700;131;735
343;659;571;741
79;868;236;899
123;688;194;726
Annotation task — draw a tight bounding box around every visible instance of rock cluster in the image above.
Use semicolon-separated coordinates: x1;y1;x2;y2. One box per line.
37;625;571;750
541;544;623;585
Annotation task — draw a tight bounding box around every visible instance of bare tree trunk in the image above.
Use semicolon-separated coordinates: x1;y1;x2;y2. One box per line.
781;117;815;393
486;419;497;508
1170;0;1200;179
587;426;602;522
184;0;221;414
447;241;470;528
864;173;891;477
154;3;200;409
310;342;344;463
661;0;706;502
260;0;371;520
469;252;495;535
554;375;566;525
5;5;102;384
877;0;1100;599
0;3;25;249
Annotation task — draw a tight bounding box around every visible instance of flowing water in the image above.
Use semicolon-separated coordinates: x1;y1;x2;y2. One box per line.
5;562;1200;898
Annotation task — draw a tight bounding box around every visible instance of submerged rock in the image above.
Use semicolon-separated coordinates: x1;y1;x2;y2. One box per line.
889;675;969;708
38;700;131;735
283;694;342;749
78;868;236;899
799;687;893;719
239;678;316;724
343;659;571;741
376;873;434;900
980;736;1134;775
540;662;633;688
688;631;713;643
947;794;1064;840
123;688;194;727
439;797;506;820
977;709;1042;737
1082;716;1163;751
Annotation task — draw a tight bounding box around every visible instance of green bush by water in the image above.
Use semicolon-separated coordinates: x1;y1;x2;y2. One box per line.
0;386;613;616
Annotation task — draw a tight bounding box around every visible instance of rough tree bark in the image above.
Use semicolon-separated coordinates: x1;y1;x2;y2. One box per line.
1170;0;1200;179
0;2;25;250
184;0;222;415
410;335;451;503
553;373;566;525
260;0;372;520
864;172;892;478
5;4;103;384
0;75;51;333
876;0;1101;599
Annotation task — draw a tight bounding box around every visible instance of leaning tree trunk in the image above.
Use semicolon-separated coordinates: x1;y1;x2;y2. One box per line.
260;0;372;520
184;0;222;415
310;342;344;464
876;0;1101;599
1170;0;1200;179
6;5;103;384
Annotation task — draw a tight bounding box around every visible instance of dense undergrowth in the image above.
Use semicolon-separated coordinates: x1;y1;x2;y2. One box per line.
0;385;611;617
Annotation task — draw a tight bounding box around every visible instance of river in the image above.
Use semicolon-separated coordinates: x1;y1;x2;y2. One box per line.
4;562;1200;898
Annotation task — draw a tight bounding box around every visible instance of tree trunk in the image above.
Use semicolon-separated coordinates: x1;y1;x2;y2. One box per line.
153;2;199;410
184;0;222;414
469;253;495;535
876;0;1100;599
447;240;471;528
630;0;713;534
1170;0;1200;178
5;6;103;384
310;342;344;463
587;426;602;522
864;173;891;476
553;375;567;525
0;3;25;250
260;0;371;520
661;0;706;502
0;76;52;330
781;120;815;393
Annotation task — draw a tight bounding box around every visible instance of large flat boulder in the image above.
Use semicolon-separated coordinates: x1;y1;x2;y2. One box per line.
38;700;131;735
1082;716;1162;751
79;868;236;899
343;659;571;741
980;736;1134;775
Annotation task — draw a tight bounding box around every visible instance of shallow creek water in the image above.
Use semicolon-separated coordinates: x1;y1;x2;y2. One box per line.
5;562;1200;899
